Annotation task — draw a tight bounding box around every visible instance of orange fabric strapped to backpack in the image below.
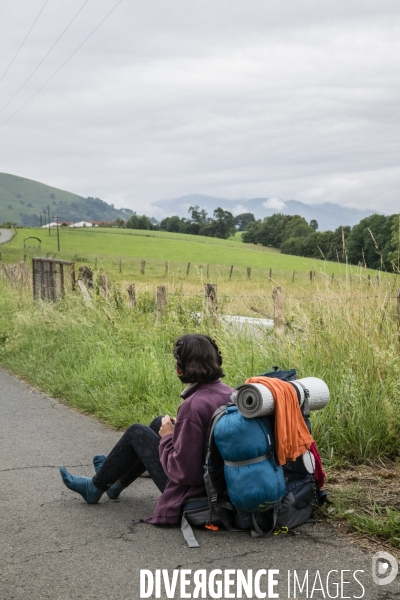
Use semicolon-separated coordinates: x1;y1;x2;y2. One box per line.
245;377;314;466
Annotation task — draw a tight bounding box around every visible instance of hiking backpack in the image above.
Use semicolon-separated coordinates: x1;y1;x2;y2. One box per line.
180;368;326;548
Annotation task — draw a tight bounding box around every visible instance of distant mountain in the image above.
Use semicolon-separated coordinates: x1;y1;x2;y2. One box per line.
0;173;134;226
152;194;380;231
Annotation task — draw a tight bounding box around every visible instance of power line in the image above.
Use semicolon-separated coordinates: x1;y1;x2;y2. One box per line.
0;0;124;130
0;0;50;86
0;0;91;116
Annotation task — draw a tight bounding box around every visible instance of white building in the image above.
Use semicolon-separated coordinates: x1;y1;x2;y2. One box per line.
69;221;93;228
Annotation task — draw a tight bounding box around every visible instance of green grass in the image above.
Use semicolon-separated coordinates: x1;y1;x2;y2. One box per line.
0;276;399;467
325;470;400;549
1;227;385;284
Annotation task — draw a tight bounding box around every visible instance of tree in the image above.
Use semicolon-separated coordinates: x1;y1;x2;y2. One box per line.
181;206;209;235
188;205;208;225
280;236;307;256
242;220;262;243
201;208;236;239
280;215;313;244
235;213;255;231
159;215;184;233
387;215;400;270
346;214;394;269
255;214;293;248
310;219;318;231
126;214;154;230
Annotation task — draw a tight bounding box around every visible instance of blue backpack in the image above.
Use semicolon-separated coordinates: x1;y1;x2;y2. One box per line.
214;406;285;513
180;368;326;548
181;403;287;547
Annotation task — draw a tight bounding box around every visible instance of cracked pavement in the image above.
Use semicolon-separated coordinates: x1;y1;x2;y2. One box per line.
1;367;399;599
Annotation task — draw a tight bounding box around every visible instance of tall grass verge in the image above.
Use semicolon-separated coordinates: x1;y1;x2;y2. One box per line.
0;276;399;467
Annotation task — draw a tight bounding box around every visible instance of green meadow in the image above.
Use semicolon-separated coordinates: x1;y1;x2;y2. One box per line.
2;226;383;284
1;227;400;547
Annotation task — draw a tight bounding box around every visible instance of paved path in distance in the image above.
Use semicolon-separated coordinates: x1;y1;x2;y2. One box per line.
0;367;398;599
0;228;13;244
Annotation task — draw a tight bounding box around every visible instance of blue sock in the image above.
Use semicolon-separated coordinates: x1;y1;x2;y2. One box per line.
93;454;106;473
60;466;103;504
92;455;125;500
106;481;125;500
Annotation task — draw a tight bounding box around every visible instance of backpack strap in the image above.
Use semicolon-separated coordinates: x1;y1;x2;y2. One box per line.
224;453;270;467
204;405;243;534
250;506;279;538
181;515;200;548
290;380;310;418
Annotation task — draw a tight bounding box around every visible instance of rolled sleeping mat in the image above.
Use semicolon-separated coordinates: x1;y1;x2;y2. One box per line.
233;377;330;418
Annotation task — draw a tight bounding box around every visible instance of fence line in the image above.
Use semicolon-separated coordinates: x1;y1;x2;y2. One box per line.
2;245;396;286
2;262;400;340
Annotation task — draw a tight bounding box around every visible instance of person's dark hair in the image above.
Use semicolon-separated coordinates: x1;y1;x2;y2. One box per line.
173;334;224;383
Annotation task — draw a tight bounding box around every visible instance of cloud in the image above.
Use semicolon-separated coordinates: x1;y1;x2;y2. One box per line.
262;198;287;211
231;204;249;216
0;1;399;214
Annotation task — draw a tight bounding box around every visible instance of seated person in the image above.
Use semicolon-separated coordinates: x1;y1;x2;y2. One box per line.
60;333;234;525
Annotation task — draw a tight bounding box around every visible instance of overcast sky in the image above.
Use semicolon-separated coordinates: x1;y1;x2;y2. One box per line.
0;0;399;216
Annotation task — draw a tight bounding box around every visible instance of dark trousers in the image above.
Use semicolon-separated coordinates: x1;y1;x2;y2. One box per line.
92;416;168;493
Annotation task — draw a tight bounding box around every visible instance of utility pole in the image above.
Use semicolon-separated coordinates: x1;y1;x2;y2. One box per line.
54;216;60;251
48;205;51;235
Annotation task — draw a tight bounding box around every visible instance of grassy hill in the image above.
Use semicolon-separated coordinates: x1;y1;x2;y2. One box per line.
2;226;383;293
0;173;134;226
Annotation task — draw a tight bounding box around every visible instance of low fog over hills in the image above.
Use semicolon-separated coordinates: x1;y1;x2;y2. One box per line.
152;194;378;231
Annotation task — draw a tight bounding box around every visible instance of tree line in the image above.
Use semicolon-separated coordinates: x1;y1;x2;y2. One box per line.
243;213;399;271
124;206;255;240
101;204;400;272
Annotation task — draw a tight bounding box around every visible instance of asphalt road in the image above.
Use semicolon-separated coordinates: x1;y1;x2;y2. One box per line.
0;228;13;244
0;366;398;600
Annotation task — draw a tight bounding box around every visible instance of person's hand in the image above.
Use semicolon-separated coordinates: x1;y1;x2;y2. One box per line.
159;415;175;438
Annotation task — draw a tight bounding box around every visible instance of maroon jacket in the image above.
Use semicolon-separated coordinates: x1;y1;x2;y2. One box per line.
147;379;234;525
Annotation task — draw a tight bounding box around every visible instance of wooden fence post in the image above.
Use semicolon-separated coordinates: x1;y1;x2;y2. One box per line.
165;261;169;276
119;258;122;273
95;257;97;269
368;275;371;286
204;283;218;315
19;261;25;286
157;286;167;323
247;267;251;280
60;263;65;299
309;271;313;282
206;264;209;278
397;290;400;342
292;270;295;283
331;273;334;282
186;262;190;276
229;265;233;280
101;274;108;300
272;286;284;335
127;284;136;309
77;280;93;307
70;262;76;292
141;260;146;275
375;275;379;286
269;268;272;281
